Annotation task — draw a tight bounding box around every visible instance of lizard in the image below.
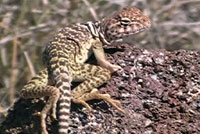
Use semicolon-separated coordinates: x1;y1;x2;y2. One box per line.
20;7;151;134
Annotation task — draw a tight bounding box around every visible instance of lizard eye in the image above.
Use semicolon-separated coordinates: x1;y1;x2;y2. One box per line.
120;18;131;26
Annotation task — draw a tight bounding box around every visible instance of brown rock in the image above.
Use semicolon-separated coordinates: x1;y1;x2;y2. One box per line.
1;43;200;134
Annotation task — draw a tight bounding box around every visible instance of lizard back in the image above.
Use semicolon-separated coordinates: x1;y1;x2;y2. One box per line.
43;23;97;134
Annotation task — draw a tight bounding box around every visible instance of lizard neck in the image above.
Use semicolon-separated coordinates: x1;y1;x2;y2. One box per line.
83;21;110;45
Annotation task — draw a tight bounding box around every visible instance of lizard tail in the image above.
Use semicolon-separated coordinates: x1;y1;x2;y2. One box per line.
55;74;72;134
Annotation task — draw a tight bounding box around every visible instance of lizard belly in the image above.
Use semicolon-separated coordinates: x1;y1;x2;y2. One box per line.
75;43;93;64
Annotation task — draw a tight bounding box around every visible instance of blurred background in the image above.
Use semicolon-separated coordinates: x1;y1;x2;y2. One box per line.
0;0;200;121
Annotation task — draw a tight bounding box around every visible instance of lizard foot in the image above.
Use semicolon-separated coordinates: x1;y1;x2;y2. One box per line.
72;98;93;112
98;60;122;73
33;111;48;134
73;88;126;114
103;96;126;114
90;88;126;113
94;93;126;114
40;112;48;134
40;87;60;134
51;103;57;120
108;64;122;73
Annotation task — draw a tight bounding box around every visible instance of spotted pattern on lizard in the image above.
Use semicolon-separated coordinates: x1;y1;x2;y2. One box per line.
20;7;151;134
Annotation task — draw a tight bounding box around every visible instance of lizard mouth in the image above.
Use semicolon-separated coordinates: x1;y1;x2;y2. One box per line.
131;24;151;35
103;23;151;45
109;25;151;44
131;25;151;35
119;25;151;39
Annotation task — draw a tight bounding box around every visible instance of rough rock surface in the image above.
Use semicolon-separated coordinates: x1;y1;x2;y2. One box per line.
1;43;200;134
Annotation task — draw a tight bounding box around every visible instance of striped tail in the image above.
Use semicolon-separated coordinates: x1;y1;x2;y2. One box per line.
55;74;72;134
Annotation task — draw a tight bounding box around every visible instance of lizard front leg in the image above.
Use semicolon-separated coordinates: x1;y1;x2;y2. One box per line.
20;69;60;134
92;40;122;73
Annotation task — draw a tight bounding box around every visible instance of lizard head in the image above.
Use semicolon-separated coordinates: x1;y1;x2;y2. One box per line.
99;7;151;44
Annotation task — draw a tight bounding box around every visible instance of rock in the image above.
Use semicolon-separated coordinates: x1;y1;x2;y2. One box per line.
1;43;200;134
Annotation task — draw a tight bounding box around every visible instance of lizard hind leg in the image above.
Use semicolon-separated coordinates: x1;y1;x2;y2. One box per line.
39;86;60;134
20;69;60;134
74;88;126;114
71;64;126;114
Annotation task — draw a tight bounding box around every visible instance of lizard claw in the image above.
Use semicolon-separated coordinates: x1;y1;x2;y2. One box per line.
108;64;122;73
51;112;57;120
51;105;57;120
33;111;41;116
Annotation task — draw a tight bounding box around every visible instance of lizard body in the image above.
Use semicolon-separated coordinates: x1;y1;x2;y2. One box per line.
20;7;151;134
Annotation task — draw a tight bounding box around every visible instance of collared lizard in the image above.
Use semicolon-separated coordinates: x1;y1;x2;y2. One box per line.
20;7;151;134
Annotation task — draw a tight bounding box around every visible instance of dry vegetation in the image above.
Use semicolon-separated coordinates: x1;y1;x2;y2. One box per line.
0;0;200;122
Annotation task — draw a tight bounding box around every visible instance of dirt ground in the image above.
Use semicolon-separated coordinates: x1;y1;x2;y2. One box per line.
1;43;200;134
